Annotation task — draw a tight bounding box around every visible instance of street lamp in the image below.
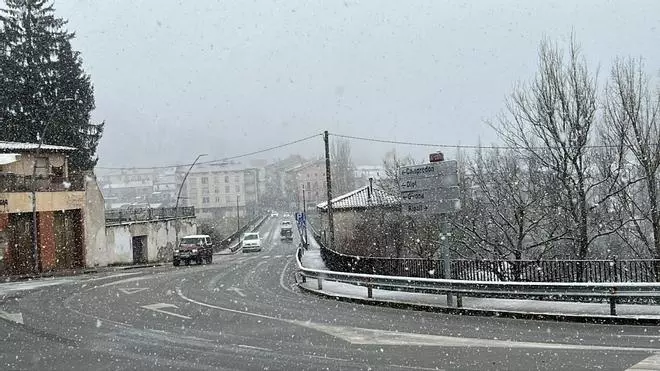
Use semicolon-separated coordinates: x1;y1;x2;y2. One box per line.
31;96;75;273
174;153;208;242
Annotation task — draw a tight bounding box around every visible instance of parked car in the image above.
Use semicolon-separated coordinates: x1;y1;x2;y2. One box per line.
173;235;213;266
241;232;262;253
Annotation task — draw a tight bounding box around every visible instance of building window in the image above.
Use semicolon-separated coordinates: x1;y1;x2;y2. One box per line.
201;177;208;185
35;157;49;176
215;197;220;203
225;175;229;183
225;185;230;193
214;188;220;194
202;197;210;204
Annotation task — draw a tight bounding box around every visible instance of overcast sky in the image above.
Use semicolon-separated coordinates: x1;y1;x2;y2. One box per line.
53;0;660;168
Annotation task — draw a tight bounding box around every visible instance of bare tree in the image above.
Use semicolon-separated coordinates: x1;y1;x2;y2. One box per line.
492;37;625;265
378;149;416;196
604;58;660;267
453;148;569;279
331;139;356;195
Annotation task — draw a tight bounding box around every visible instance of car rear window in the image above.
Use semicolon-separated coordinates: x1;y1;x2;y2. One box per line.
244;234;259;240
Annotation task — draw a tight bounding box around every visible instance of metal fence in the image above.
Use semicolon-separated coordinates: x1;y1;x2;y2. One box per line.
297;247;660;316
319;246;660;283
105;206;195;224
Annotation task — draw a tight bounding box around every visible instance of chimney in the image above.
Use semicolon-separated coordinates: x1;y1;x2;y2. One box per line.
368;177;373;200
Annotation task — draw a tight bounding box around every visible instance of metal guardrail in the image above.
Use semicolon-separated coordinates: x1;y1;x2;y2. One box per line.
296;247;660;316
105;206;195;224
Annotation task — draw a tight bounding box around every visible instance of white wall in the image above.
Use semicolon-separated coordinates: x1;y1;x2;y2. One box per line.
104;218;197;265
83;175;109;267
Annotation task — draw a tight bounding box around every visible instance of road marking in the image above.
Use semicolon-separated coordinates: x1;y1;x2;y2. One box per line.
237;344;272;352
279;258;296;294
0;278;73;296
627;353;660;370
176;288;658;352
83;272;141;282
286;255;294;258
97;276;153;288
0;310;24;325
227;287;246;297
262;255;271;259
141;303;191;320
292;322;659;352
274;255;283;258
306;354;352;362
118;287;149;295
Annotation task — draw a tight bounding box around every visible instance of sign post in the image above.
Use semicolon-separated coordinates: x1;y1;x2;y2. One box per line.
399;152;460;307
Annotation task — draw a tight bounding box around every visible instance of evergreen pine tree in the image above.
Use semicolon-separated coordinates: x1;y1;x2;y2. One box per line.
0;0;103;171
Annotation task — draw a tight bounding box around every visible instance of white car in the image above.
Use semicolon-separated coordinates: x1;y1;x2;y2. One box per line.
241;232;261;253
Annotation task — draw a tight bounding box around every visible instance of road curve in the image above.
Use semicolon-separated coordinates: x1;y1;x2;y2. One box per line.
2;217;660;370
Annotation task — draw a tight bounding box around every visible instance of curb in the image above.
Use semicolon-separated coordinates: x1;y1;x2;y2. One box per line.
296;280;660;326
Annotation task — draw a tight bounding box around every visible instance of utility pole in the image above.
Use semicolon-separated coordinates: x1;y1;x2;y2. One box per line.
236;195;240;233
323;130;334;250
302;184;309;248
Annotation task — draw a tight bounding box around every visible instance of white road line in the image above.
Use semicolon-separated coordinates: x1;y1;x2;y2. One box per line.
141;303;191;320
96;276;153;288
237;344;272;352
176;288;659;352
82;272;142;282
306;354;352;362
627;353;660;370
274;255;283;258
0;310;24;325
262;255;271;259
279;258;296;294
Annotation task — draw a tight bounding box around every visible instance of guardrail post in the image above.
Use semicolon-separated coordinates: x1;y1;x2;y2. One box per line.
367;285;373;298
456;294;463;308
317;277;323;290
609;287;617;316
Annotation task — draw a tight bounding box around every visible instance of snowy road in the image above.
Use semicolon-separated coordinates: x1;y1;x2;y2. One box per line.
1;217;659;370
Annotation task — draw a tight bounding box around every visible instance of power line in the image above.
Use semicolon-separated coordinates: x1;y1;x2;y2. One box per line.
96;133;323;171
328;132;629;150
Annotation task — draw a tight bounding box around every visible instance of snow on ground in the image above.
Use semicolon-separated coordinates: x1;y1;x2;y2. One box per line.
300;278;660;319
300;237;328;270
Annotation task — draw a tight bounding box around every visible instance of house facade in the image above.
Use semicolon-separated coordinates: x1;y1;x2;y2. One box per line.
0;141;105;275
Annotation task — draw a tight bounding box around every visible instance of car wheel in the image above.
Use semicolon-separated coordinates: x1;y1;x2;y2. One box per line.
196;257;203;265
207;255;213;264
185;259;190;266
173;259;180;266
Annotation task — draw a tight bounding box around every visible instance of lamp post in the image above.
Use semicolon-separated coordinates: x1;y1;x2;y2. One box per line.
302;184;308;248
30;97;75;273
174;153;207;242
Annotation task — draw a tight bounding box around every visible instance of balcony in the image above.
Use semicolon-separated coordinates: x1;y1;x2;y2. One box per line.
0;173;84;193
